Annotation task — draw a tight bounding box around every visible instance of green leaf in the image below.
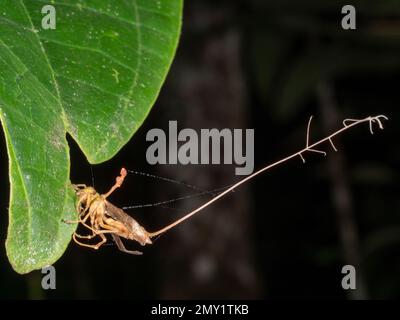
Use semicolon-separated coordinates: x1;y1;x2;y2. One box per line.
0;0;182;274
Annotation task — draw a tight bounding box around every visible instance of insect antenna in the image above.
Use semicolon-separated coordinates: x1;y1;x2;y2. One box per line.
122;170;229;211
122;185;230;210
90;165;95;188
126;170;218;195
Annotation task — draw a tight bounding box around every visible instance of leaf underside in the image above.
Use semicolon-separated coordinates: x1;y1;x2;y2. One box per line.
0;0;182;274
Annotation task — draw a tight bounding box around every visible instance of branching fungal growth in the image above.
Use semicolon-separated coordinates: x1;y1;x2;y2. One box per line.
65;115;388;253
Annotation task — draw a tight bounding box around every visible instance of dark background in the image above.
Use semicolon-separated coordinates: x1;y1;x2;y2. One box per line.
1;0;399;299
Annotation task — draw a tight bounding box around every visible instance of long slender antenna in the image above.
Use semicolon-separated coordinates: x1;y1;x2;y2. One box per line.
148;115;388;238
90;165;95;188
122;185;230;210
126;169;217;195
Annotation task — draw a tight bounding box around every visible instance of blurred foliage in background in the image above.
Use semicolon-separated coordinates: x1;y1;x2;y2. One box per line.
0;0;399;299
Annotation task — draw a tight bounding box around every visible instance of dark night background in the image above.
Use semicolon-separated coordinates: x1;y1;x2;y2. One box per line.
1;0;399;299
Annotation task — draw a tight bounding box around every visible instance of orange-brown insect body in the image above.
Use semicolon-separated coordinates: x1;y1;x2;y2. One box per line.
77;186;152;245
67;169;152;254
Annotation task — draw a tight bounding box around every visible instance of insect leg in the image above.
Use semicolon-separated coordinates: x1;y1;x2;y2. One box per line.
64;215;96;234
93;233;107;250
74;233;98;240
80;209;127;237
111;234;143;255
72;232;113;250
73;184;87;188
64;211;99;238
72;233;98;249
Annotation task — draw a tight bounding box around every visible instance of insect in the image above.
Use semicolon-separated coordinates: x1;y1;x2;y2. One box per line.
65;115;388;254
65;168;154;254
